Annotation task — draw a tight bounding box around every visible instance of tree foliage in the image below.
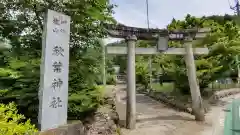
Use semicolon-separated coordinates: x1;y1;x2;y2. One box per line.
154;14;240;94
0;0;115;123
166;15;240;93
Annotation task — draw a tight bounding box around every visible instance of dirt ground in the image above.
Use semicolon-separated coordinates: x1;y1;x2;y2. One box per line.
114;85;240;135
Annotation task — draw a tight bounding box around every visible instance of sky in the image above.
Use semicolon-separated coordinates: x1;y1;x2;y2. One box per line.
104;0;236;44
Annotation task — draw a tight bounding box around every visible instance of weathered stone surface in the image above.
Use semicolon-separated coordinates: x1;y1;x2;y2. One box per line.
38;122;85;135
66;123;85;135
209;88;240;104
85;86;120;135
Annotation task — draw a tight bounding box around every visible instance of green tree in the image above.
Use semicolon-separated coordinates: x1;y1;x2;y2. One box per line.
0;0;115;122
162;15;240;94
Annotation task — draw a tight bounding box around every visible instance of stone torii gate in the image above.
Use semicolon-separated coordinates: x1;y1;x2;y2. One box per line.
105;24;210;129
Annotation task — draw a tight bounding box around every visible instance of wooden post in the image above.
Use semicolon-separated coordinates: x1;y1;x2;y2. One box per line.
126;35;137;129
99;39;106;86
237;55;240;84
148;56;152;89
184;38;205;121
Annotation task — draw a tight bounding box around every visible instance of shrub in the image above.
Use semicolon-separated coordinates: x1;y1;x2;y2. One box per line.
136;62;150;89
68;86;105;120
106;74;116;85
0;102;38;135
95;74;116;85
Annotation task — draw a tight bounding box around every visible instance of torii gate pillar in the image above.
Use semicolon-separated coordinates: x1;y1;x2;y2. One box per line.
126;35;137;129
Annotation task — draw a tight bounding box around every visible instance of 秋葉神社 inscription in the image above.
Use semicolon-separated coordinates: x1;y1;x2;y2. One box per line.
38;9;71;131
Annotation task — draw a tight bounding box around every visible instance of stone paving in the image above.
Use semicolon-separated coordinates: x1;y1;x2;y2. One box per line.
114;85;240;135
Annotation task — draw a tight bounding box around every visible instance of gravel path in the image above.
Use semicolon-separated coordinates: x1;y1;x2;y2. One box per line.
114;85;240;135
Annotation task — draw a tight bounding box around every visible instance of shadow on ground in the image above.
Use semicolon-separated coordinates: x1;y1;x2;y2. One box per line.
118;114;194;128
136;115;194;123
121;94;162;102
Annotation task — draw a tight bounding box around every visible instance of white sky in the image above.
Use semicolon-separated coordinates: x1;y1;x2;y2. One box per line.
104;0;236;44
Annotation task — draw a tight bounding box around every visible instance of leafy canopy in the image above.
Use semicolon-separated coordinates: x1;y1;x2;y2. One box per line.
0;0;115;121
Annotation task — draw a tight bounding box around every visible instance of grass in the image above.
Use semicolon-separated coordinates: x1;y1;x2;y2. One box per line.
206;82;240;91
151;83;174;93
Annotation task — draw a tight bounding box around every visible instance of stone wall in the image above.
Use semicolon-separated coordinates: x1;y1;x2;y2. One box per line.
138;87;240;115
209;88;240;103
